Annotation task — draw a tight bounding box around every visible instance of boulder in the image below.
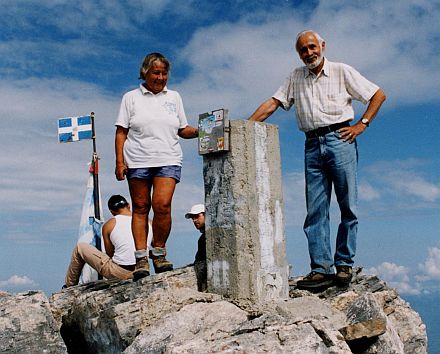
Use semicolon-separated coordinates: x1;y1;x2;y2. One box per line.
0;290;67;353
0;267;428;353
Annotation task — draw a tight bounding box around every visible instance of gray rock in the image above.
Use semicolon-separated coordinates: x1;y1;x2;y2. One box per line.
0;267;428;354
0;290;67;353
382;294;428;354
276;296;347;328
340;293;387;340
123;300;248;353
52;266;201;354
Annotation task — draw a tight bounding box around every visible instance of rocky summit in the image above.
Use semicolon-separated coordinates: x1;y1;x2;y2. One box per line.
0;267;427;353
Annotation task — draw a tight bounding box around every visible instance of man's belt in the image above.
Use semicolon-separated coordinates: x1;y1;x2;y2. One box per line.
118;264;135;271
305;121;350;139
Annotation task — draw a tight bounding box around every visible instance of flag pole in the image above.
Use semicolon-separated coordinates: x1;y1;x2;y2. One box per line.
90;112;102;251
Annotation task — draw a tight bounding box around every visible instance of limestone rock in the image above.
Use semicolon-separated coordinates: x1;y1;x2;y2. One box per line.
123;300;248;353
276;296;347;328
0;267;428;354
340;319;387;341
383;295;428;354
340;293;387;340
53;266;202;354
0;290;67;353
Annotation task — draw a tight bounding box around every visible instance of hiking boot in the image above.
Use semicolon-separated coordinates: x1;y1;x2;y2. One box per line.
133;256;150;281
150;247;173;274
296;271;334;291
336;266;353;286
151;255;173;274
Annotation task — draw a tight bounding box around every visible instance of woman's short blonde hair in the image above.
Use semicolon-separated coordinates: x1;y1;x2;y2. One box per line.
139;52;170;80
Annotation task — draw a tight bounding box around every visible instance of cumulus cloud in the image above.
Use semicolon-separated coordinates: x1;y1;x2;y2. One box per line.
1;0;439;295
366;247;440;295
0;275;36;290
359;182;381;201
174;0;440;121
366;159;440;204
365;262;420;295
0;77;206;235
0;78;120;213
417;247;440;281
2;0;440;107
1;0;177;34
384;172;440;203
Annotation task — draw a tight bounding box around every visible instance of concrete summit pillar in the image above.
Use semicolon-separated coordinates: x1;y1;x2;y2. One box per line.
203;120;289;303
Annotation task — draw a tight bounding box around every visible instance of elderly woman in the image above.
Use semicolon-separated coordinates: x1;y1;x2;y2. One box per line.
115;52;198;280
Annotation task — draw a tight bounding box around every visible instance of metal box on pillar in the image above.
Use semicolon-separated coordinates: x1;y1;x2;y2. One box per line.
199;113;289;304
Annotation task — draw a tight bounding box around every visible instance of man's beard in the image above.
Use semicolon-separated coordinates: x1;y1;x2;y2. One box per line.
305;53;323;70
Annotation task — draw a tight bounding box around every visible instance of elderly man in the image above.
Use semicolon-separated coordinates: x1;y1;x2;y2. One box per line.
249;30;386;290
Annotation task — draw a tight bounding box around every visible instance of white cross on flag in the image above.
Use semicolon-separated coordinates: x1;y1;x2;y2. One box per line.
58;115;93;143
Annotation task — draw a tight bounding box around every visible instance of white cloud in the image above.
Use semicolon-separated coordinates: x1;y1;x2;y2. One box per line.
385;172;440;203
367;262;410;282
173;0;440;123
359;182;381;201
367;246;440;296
0;0;439;295
0;275;36;290
0;76;204;234
2;0;440;108
365;262;420;295
0;78;120;214
311;0;440;105
417;247;440;281
371;160;440;202
2;0;176;33
175;17;305;119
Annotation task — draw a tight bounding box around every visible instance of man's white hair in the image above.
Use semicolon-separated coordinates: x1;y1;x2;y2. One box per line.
295;30;325;47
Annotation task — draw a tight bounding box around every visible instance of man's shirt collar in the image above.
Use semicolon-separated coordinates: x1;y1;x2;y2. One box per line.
305;57;328;78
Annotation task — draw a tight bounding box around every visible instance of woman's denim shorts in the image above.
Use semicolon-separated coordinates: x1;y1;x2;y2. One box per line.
126;165;181;183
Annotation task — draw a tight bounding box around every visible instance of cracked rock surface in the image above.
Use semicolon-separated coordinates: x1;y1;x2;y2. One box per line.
0;266;427;353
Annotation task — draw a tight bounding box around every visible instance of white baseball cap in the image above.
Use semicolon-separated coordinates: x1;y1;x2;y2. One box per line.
185;204;205;219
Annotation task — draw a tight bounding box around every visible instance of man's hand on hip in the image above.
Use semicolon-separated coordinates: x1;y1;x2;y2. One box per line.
339;122;367;143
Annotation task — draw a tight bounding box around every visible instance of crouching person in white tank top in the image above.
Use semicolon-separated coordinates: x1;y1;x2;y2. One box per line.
64;195;137;287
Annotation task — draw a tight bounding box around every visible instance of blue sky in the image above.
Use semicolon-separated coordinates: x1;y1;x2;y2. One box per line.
0;0;439;301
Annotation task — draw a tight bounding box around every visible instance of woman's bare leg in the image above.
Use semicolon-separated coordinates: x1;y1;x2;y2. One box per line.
128;178;152;279
150;176;176;273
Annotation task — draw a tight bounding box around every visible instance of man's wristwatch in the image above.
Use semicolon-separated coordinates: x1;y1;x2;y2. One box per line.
361;118;370;127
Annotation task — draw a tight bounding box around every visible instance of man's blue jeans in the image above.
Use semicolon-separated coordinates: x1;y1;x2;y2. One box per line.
303;131;358;274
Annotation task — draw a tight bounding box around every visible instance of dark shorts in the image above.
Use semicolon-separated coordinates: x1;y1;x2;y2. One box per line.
126;165;181;183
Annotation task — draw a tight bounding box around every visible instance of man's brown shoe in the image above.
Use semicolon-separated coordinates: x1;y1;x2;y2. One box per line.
296;271;334;291
335;266;353;286
133;256;150;281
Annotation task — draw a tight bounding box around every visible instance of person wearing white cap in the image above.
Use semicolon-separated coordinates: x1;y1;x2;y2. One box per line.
185;204;206;291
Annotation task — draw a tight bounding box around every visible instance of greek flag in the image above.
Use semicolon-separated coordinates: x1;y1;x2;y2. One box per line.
77;170;104;284
58;115;93;143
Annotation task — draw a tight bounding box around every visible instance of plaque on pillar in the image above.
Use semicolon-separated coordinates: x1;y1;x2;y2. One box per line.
198;108;230;155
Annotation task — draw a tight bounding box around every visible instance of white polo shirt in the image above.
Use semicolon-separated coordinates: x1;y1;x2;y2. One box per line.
115;84;189;167
273;58;379;132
